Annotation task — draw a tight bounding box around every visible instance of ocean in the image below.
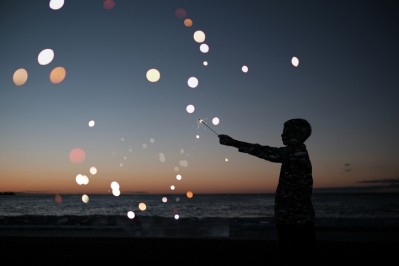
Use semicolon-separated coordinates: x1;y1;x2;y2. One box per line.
1;193;399;238
1;193;399;222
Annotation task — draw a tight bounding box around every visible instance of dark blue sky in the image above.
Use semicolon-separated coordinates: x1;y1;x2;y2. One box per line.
1;0;398;194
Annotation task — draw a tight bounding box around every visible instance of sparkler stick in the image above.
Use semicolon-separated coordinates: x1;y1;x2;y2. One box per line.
198;119;219;136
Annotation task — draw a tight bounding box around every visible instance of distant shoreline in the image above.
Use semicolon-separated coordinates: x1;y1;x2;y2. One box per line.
0;192;15;196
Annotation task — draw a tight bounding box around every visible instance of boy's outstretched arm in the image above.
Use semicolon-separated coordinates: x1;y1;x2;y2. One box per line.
218;134;248;148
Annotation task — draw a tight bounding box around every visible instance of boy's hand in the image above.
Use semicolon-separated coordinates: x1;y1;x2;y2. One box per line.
219;134;236;146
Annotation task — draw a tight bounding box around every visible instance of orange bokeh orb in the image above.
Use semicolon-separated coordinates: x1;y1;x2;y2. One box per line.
50;66;66;84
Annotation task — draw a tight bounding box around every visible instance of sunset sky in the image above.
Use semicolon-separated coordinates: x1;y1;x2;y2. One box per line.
1;0;398;195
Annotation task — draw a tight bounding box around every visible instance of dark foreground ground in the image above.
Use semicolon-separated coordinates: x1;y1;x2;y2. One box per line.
1;235;398;265
1;215;398;265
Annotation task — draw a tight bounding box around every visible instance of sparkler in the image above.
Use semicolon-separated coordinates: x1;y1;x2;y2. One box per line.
198;119;219;136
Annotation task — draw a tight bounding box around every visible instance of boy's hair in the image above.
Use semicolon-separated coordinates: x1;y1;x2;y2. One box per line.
284;118;312;143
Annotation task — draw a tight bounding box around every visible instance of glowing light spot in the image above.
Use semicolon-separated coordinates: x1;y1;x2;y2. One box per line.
186;191;193;199
174;214;180;220
110;181;120;190
212;117;220;125
112;189;121;196
75;174;83;185
74;174;89;185
179;160;188;167
150;138;155;143
203;61;208;66
49;0;64;10
225;158;229;162
193;30;206;43
200;43;209;53
176;174;182;181
162;197;168;203
139;202;147;211
13;68;28;86
49;66;66;84
242;65;249;73
103;0;116;10
291;56;299;67
184;18;193;27
187;77;198;88
69;148;86;164
127;211;135;219
121;137;125;142
175;8;187;19
82;175;89;185
146;68;160;82
170;185;175;191
176;197;180;202
82;194;89;204
196;134;200;139
90;166;97;175
186;104;195;113
88;120;95;127
54;194;63;204
159;152;166;163
38;49;55;65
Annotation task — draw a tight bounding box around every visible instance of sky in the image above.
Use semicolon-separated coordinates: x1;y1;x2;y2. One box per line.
1;0;398;195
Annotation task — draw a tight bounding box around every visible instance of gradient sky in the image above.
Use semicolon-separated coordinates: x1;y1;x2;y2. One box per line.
1;0;398;195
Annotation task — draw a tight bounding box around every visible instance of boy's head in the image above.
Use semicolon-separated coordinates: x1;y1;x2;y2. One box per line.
281;118;312;146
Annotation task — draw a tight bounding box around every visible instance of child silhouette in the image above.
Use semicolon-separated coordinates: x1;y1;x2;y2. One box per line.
219;118;316;265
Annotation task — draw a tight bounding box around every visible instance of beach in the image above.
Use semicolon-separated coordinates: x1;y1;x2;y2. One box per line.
1;215;398;265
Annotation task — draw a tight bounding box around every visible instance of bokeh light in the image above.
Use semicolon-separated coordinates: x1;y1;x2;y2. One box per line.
200;43;209;53
291;56;299;67
203;61;208;66
138;202;147;211
159;152;166;163
112;189;121;196
175;8;187;19
146;68;160;82
179;160;188;167
186;191;193;199
49;66;66;84
127;211;135;219
174;214;180;220
187;77;198;88
54;194;63;204
176;174;182;181
162;197;168;203
170;185;175;191
49;0;64;10
38;49;54;65
103;0;116;10
186;104;195;114
13;68;28;86
184;18;193;27
69;148;86;164
212;117;220;125
193;30;206;43
89;166;97;175
225;158;229;162
242;65;249;73
110;181;120;190
82;194;89;204
75;174;89;185
88;120;95;127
